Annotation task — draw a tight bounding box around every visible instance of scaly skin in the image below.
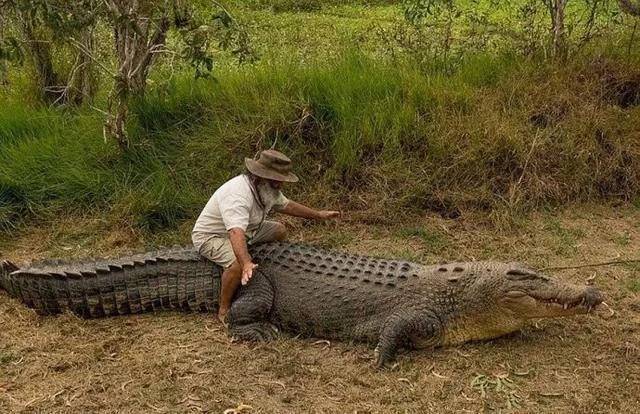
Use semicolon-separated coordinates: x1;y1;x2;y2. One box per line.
0;248;219;317
0;242;603;366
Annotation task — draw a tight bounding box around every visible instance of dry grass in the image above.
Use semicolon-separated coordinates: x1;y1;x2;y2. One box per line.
1;204;640;413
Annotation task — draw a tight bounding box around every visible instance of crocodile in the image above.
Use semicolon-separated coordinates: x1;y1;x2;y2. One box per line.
0;241;603;366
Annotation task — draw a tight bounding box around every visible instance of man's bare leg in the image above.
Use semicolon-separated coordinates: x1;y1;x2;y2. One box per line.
218;260;242;322
218;224;286;322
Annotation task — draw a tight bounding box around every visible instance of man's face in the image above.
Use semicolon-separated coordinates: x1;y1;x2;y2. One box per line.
267;179;283;190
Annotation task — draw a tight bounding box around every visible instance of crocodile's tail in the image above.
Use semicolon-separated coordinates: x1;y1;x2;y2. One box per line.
0;249;221;318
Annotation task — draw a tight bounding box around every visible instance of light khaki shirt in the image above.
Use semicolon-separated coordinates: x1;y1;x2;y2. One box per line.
191;175;288;251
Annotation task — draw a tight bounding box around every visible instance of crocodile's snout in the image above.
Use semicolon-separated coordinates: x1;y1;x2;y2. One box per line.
490;266;606;320
531;284;604;315
583;286;603;311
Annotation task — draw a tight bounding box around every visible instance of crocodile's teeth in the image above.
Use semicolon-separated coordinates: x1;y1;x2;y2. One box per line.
563;303;568;310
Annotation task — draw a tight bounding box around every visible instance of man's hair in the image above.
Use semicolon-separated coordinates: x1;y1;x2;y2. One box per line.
244;169;258;182
245;169;269;184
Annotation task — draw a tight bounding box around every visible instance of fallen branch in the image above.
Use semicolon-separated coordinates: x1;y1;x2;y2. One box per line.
541;258;640;271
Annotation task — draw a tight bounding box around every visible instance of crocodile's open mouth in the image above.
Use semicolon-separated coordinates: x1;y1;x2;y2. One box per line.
533;296;599;312
503;286;603;317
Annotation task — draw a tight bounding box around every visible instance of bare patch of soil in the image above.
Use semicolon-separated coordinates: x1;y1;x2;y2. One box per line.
1;204;639;413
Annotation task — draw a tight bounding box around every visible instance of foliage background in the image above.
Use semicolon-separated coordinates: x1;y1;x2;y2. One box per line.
1;0;640;234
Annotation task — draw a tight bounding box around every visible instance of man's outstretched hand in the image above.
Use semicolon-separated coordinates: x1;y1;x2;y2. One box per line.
317;210;341;220
241;262;258;285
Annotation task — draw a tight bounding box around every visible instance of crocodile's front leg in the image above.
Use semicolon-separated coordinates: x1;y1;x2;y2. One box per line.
226;271;279;342
375;309;442;368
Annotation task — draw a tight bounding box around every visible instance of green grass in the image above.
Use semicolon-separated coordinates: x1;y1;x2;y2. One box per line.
613;231;631;247
318;230;357;249
626;277;640;293
0;99;205;232
2;51;640;233
396;227;449;251
0;350;15;365
388;247;423;262
543;218;586;256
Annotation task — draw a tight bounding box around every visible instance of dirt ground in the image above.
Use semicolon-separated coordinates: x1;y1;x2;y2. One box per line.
1;204;639;413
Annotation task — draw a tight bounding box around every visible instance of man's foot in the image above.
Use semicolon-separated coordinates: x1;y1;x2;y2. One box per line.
217;310;229;329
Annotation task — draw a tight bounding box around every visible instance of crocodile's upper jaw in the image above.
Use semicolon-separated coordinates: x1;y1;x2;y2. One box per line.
499;285;603;319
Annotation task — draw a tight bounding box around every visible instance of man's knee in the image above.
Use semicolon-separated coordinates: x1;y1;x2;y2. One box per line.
223;261;242;278
273;222;287;241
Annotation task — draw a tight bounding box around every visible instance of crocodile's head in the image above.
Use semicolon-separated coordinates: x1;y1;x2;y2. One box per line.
495;267;603;318
441;264;603;345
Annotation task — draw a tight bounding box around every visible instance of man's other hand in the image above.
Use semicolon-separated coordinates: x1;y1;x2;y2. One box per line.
241;262;258;285
317;210;341;220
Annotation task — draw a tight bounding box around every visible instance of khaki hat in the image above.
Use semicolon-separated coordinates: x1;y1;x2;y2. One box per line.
245;150;299;183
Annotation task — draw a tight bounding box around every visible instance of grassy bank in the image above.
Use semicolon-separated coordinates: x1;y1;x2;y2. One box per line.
1;52;640;234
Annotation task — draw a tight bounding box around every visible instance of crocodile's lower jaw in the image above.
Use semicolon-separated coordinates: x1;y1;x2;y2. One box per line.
533;300;599;318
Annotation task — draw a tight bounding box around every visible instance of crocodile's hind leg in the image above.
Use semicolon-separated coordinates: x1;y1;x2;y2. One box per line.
226;271;278;342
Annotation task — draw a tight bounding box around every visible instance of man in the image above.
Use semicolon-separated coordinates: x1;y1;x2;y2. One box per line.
192;149;340;323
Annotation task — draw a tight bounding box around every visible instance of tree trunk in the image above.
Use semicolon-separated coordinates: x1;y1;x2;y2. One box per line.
105;75;131;150
104;0;170;150
20;18;63;104
0;10;8;86
67;27;97;105
550;0;568;60
0;60;7;86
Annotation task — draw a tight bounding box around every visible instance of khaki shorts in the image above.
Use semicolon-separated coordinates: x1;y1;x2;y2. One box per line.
199;220;283;268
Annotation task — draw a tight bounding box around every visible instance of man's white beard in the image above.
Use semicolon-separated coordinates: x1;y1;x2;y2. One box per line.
256;180;280;211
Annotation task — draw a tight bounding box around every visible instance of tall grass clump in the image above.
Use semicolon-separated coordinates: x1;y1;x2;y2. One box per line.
0;107;109;231
138;52;640;218
0;100;202;232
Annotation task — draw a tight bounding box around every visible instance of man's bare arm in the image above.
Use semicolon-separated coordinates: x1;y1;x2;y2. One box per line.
228;227;257;284
278;200;340;220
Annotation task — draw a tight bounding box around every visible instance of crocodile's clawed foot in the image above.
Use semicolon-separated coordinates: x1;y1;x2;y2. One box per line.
229;322;280;342
374;346;398;370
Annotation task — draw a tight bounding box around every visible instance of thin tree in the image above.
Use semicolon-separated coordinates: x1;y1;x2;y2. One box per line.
403;0;605;60
544;0;569;59
0;0;100;104
102;0;253;150
102;0;174;148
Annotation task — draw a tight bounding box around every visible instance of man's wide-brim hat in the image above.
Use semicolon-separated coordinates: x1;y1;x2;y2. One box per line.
245;149;299;183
